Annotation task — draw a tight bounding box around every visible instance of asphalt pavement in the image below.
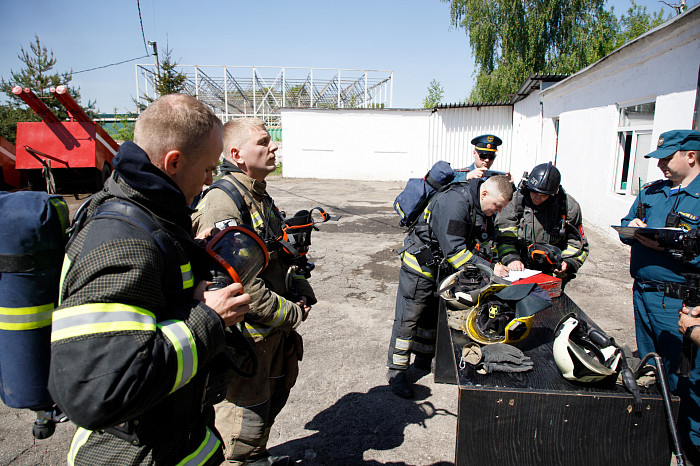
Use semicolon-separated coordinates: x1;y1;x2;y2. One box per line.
0;177;640;465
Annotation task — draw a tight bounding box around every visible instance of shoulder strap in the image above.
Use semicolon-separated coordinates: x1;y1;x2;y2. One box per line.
208;178;253;227
72;197;179;291
557;190;568;236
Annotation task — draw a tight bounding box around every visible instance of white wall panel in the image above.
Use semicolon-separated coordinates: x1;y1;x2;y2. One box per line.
281;109;429;181
428;106;513;173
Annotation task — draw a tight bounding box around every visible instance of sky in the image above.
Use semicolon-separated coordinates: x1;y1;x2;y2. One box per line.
0;0;690;113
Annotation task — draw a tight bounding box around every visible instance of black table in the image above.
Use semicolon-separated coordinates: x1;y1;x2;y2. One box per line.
434;293;679;466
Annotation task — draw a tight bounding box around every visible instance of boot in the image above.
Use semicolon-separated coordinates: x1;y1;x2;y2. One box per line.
387;369;414;399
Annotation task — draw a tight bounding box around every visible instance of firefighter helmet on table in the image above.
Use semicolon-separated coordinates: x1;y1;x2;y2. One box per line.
439;264;495;310
553;314;622;382
525;162;561;196
464;292;534;345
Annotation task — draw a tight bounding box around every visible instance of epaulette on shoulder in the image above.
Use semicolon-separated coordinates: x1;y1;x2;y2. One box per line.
641;179;667;193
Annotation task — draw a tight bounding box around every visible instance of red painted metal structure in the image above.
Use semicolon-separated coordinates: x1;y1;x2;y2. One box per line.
0;137;24;189
12;85;118;189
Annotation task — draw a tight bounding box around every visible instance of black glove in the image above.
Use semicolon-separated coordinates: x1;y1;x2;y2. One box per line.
481;343;533;373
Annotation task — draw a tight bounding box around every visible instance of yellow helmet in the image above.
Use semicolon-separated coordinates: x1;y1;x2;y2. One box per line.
464;289;534;345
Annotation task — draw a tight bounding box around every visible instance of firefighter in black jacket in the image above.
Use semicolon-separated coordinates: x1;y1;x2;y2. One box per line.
48;94;250;465
495;162;588;285
386;176;513;398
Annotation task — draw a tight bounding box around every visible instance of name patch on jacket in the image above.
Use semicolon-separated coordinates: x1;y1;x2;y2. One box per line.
214;218;238;230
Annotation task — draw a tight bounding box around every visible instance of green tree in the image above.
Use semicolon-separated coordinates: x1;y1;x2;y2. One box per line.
0;35;95;143
137;43;187;110
423;79;445;108
443;0;619;102
444;0;674;103
615;1;667;47
105;107;136;141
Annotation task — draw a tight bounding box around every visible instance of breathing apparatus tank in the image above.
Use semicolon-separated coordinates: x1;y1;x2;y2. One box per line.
0;191;69;438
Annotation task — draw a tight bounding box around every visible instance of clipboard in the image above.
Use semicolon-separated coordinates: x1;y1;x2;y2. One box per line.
612;225;685;240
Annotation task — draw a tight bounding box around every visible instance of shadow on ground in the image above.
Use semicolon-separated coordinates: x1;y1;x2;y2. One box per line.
270;369;456;465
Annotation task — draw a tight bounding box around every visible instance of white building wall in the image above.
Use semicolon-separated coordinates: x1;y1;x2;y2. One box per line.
428;106;513;173
512;94;548;181
540;7;700;237
281;108;429;181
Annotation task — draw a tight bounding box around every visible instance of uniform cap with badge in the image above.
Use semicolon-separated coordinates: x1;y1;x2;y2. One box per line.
471;134;503;159
644;129;700;159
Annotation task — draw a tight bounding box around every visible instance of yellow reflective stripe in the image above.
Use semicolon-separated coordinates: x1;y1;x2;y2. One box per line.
260;425;271;447
195;197;207;212
393;354;409;366
181;262;194;289
395;338;412;351
67;427;92;466
49;197;70;235
400;251;434;279
51;303;156;342
447;248;472;269
158;320;198;393
176;427;221;466
242;321;273;338
58;255;71;306
396;204;405;220
266;294;289;327
0;303;54;330
497;243;518;255
563;247;588;264
251;212;263;229
423;207;432;223
497;227;518;238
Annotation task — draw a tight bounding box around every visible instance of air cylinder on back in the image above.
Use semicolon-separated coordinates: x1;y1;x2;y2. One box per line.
0;191;68;410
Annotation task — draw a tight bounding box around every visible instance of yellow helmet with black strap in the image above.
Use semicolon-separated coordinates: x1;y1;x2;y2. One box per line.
463;282;552;345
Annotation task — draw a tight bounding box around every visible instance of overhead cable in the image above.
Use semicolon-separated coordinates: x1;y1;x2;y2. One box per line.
72;55;150;74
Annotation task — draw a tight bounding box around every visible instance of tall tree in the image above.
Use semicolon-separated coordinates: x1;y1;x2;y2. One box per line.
444;0;673;103
137;43;187;110
0;35;95;143
423;79;445;108
615;0;667;47
443;0;620;102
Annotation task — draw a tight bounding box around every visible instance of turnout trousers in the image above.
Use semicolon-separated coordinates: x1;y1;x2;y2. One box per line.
633;283;700;450
215;331;296;464
387;265;439;371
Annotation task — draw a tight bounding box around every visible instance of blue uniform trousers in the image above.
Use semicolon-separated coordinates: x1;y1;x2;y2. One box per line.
387;266;438;370
633;283;700;447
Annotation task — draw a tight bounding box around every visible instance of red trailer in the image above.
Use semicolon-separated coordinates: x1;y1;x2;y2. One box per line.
0;137;24;190
13;86;118;192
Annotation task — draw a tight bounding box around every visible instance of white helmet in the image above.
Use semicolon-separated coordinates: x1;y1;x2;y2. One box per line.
439;264;494;310
553;314;622;383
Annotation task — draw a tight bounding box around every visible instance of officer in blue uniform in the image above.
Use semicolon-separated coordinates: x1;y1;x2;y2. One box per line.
453;134;510;182
620;129;700;461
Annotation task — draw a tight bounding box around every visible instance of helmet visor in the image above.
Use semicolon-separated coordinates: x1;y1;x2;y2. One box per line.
206;226;269;288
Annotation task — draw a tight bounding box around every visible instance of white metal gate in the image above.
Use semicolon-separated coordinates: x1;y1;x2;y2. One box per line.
428;105;513;173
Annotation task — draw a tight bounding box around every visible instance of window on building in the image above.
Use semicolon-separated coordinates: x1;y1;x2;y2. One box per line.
615;102;655;196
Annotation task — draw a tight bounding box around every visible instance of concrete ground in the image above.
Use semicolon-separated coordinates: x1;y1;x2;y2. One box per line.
0;177;641;465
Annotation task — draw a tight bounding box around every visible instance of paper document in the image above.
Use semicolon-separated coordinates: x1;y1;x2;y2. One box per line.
503;269;541;282
612;225;685;240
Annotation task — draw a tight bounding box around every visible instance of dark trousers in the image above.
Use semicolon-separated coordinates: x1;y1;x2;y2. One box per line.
387;266;438;371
